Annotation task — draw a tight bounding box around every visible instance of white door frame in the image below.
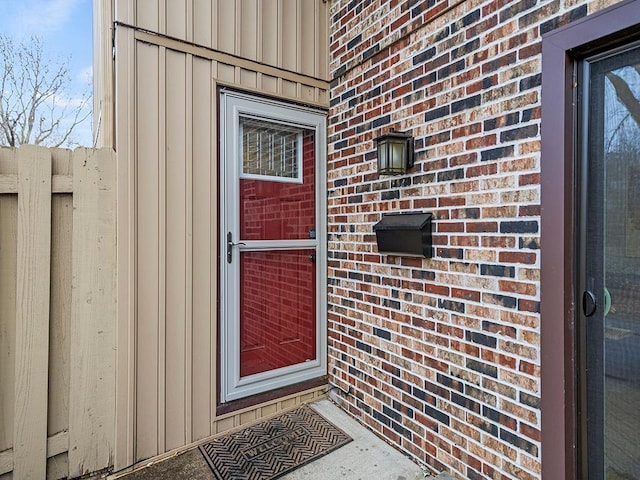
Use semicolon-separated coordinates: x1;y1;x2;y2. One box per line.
219;90;327;403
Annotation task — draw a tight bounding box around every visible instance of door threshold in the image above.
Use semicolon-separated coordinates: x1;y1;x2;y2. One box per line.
216;376;328;416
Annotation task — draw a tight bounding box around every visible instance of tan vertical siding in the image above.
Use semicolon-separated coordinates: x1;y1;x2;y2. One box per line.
261;0;279;67
133;43;218;462
281;0;299;72
122;0;329;79
317;2;328;81
301;2;317;77
135;41;161;462
166;0;188;40
93;0;115;148
192;0;212;48
217;1;237;54
190;56;214;442
136;1;158;32
240;1;259;61
164;49;188;452
115;0;329;468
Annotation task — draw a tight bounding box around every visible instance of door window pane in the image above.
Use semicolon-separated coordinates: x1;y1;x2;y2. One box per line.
241;117;302;181
239;250;317;377
240;131;316;241
584;45;640;479
603;55;640;479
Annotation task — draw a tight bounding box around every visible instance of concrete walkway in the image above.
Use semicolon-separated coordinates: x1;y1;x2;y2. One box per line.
280;399;425;480
110;399;451;480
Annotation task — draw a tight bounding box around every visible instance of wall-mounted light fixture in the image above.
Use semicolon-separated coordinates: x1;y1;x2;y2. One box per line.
375;130;414;175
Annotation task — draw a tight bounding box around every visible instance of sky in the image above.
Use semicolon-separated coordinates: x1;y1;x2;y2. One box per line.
0;0;93;146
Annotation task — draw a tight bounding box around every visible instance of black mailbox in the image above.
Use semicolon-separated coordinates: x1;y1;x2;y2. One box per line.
374;212;433;258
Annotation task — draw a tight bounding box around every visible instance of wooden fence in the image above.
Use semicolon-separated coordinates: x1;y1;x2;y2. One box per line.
0;146;116;479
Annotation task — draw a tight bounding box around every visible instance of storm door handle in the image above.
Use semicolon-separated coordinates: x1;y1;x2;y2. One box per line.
226;232;246;263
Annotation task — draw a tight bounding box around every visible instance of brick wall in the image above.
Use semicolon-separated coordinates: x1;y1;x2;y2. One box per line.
327;0;622;478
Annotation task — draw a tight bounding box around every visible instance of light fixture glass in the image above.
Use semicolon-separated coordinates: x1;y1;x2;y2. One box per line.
375;130;414;175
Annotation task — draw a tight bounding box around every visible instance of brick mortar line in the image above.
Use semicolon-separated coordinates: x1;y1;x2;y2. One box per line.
327;95;543;130
329;319;541;360
330;0;470;81
334;382;542;440
328;0;549;77
330;324;541;365
333;376;540;439
328;361;541;419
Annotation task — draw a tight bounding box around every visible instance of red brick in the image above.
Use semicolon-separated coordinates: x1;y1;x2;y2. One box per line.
498;251;537;264
322;0;576;476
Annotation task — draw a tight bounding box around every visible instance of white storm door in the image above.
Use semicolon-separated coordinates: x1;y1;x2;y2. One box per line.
219;90;327;403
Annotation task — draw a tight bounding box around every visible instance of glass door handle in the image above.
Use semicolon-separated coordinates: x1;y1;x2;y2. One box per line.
226;232;246;263
603;287;611;317
583;290;597;317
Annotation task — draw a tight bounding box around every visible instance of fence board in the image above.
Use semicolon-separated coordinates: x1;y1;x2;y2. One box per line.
0;148;17;476
0;175;17;194
47;430;69;458
0;195;17;455
0;450;11;475
68;148;116;477
48;146;74;441
13;145;52;479
0;174;72;194
48;194;72;438
0;146;115;478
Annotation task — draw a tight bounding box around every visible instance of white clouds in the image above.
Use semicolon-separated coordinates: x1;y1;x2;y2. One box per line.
15;0;82;36
0;0;93;72
46;91;90;109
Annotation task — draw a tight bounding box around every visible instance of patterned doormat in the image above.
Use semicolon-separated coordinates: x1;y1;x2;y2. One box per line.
199;405;352;480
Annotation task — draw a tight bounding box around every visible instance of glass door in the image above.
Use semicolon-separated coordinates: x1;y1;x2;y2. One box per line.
220;91;327;403
579;43;640;479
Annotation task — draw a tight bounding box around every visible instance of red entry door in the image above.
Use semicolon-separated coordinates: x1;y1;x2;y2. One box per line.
220;91;326;403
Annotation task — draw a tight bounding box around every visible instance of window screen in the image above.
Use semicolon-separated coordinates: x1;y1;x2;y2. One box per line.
240;117;302;182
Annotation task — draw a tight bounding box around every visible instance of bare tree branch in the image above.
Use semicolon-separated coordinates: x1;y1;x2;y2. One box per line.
0;35;91;147
606;113;631;153
606;71;640;127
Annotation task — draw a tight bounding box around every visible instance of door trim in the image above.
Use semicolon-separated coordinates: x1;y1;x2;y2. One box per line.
219;90;327;404
540;1;640;477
